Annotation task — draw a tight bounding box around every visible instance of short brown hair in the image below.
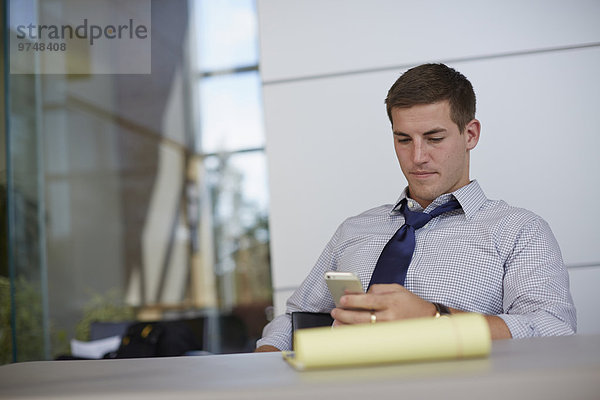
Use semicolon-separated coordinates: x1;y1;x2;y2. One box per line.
385;63;476;133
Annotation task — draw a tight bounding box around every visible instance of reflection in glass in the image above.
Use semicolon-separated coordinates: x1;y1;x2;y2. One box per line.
3;0;272;362
195;0;259;72
4;71;49;362
198;72;265;153
203;152;271;309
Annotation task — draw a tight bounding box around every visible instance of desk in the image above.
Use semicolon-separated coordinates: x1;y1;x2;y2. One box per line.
1;334;599;399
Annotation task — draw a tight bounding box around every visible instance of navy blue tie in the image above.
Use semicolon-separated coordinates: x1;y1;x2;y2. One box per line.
368;198;461;288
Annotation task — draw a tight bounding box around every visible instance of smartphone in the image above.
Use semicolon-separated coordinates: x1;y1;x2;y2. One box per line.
325;271;364;307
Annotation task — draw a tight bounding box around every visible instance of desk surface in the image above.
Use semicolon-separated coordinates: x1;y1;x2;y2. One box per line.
1;334;599;399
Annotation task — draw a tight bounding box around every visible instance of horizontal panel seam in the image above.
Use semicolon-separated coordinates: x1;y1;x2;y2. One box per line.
263;42;600;86
566;262;600;270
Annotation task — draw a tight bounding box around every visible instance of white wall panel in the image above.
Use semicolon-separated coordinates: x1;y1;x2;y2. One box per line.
264;71;401;289
458;47;600;266
259;0;600;82
569;266;600;334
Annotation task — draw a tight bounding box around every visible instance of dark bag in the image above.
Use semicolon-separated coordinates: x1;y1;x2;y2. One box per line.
112;320;202;358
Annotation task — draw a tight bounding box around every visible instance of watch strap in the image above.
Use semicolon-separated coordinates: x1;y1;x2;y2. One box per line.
432;302;451;318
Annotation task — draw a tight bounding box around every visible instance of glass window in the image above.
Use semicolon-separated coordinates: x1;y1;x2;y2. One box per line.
203;151;270;308
198;72;265;153
195;0;259;72
192;0;272;336
3;0;272;362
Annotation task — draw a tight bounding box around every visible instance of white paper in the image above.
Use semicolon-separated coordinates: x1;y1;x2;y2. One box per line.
70;335;122;359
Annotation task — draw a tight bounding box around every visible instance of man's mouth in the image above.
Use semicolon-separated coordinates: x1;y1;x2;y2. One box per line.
411;171;436;178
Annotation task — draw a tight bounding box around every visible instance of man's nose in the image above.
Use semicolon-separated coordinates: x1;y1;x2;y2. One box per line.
412;141;428;164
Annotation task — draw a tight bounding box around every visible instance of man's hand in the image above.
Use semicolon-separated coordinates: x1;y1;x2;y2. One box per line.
330;283;435;326
255;345;280;352
330;283;512;340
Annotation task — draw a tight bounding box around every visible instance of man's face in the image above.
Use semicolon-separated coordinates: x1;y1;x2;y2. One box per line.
391;101;480;208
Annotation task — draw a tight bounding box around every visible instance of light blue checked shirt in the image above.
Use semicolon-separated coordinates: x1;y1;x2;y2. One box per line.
257;180;576;351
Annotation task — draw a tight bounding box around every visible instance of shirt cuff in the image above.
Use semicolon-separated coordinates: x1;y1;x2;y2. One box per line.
256;314;293;351
497;312;576;338
497;314;535;338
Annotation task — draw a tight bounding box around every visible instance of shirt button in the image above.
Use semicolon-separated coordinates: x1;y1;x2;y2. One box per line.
408;201;414;208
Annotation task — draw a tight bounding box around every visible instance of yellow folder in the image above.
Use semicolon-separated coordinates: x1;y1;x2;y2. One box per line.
283;313;491;370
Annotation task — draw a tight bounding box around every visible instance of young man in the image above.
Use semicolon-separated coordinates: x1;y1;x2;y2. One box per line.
256;63;576;352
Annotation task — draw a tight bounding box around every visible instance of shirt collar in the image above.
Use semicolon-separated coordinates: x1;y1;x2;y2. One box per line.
390;180;487;220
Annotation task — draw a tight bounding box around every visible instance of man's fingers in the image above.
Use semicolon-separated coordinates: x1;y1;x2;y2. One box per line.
331;307;372;325
340;291;392;311
367;283;405;294
339;293;376;310
335;284;432;324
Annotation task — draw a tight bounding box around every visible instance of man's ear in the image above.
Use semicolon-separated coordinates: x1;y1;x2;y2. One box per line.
464;119;481;151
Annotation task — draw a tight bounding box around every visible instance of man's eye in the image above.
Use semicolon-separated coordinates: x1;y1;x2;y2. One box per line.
396;138;411;143
429;137;444;143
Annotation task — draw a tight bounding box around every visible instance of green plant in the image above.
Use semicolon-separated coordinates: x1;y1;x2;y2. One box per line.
0;276;12;364
0;276;45;364
74;289;136;341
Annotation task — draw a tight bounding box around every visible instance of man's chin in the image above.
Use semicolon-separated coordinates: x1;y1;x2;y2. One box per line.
407;186;439;206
